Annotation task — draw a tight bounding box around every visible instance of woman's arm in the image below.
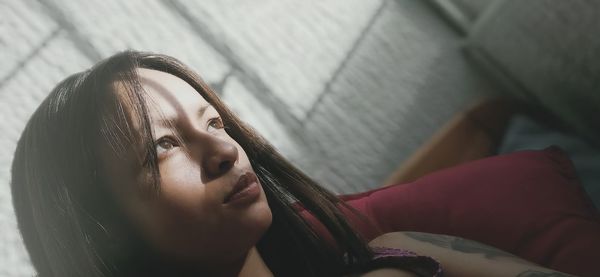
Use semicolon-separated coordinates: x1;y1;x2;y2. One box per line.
369;232;575;277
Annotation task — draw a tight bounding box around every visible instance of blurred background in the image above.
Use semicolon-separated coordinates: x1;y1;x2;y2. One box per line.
2;0;599;275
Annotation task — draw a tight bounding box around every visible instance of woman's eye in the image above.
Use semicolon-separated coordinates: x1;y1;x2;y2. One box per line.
208;117;225;130
155;137;178;154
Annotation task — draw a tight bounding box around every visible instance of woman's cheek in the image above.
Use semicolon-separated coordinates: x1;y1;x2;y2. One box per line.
159;153;201;185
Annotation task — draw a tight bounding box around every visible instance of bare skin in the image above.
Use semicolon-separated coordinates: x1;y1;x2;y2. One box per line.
238;248;273;277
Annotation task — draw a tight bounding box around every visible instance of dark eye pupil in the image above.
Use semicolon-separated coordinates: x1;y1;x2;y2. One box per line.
211;118;223;128
159;141;173;149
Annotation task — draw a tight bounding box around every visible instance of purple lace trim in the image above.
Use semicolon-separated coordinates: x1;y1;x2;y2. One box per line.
369;246;443;277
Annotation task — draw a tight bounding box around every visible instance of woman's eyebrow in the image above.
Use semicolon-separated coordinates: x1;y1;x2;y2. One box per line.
154;104;212;128
197;104;211;118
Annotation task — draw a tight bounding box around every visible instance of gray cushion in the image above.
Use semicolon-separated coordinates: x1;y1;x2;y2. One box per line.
466;0;600;143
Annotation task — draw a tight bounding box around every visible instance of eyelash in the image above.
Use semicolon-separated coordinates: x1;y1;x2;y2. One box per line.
154;137;178;156
154;117;225;154
207;117;225;129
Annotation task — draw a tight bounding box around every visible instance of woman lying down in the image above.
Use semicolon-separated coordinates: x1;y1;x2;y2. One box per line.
12;51;599;276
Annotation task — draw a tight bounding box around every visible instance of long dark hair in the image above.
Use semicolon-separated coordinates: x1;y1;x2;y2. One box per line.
11;50;373;276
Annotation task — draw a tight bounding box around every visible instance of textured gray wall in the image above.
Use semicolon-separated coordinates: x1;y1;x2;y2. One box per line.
468;0;600;143
0;0;498;275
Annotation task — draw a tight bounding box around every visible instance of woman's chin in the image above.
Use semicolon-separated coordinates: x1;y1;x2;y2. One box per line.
245;185;273;231
244;199;273;236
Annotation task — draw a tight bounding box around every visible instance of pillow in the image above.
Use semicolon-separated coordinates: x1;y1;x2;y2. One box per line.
304;147;600;276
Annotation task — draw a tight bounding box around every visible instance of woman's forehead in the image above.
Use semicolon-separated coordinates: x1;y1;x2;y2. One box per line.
135;68;211;120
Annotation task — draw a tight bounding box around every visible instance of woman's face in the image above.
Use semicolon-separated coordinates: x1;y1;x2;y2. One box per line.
104;69;272;269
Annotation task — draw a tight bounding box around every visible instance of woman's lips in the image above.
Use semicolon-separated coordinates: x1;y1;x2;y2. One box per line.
223;172;260;205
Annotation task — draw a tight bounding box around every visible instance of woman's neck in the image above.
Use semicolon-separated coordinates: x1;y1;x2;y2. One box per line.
197;247;272;277
238;247;273;277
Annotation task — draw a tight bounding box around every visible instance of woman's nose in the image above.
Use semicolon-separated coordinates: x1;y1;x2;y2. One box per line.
202;137;239;178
